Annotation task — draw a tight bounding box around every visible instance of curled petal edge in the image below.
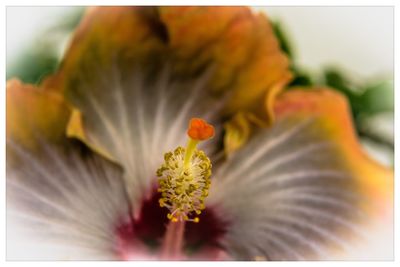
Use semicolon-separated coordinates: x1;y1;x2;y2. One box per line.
273;88;393;218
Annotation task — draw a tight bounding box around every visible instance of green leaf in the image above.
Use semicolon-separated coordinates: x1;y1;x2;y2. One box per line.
288;66;314;87
271;20;294;60
7;50;59;85
359;80;394;115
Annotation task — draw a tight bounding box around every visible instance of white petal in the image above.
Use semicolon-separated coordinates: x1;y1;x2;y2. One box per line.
208;118;385;260
7;141;131;260
66;63;224;208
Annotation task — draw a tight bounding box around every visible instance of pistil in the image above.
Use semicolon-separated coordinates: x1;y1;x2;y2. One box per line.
157;118;214;259
160;220;186;260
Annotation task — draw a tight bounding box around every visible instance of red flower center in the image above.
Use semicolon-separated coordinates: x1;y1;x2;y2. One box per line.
114;187;228;260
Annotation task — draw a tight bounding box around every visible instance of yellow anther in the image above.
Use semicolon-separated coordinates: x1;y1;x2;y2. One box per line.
156;118;214;223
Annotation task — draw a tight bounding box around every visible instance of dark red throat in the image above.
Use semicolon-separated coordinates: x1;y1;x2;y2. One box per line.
114;188;228;260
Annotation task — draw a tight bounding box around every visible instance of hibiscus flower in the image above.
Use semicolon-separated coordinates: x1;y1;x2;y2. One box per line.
6;6;393;260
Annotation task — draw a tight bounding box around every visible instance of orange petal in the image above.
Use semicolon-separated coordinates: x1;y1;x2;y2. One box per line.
44;7;292;170
273;88;393;218
159;7;292;119
58;7;291;121
6;78;71;151
58;7;167;94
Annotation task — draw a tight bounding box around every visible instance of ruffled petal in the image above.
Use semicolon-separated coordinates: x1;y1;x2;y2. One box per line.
7;140;131;260
159;6;292;156
158;6;292;118
208;88;393;260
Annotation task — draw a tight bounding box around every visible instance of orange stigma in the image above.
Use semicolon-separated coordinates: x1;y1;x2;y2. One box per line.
187;118;215;141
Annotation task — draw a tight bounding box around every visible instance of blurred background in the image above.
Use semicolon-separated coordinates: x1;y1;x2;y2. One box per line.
6;6;394;166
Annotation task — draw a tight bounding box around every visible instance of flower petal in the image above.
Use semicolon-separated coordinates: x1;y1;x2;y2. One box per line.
223;111;266;155
58;7;167;89
6;77;132;259
158;6;292;118
6;78;71;154
59;7;285;204
64;64;224;206
159;6;292;155
7;140;131;260
58;6;291;134
274;88;393;216
208;88;393;260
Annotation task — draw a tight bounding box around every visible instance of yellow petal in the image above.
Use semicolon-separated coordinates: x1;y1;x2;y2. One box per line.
66;109;85;142
66;108;114;161
273;88;393;218
223;111;267;155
